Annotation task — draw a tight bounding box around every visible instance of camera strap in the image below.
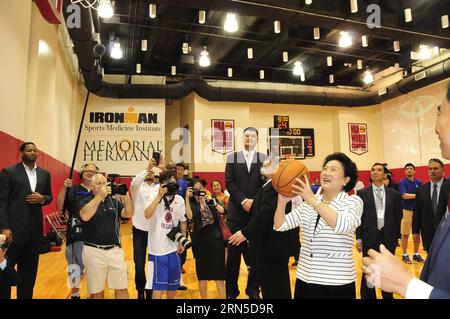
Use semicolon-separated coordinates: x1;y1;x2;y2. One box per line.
163;195;175;210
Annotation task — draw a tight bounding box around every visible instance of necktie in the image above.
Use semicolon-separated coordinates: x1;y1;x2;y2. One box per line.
431;183;438;219
375;187;384;230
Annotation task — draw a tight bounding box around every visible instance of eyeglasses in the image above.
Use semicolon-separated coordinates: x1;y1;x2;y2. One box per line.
84;170;97;174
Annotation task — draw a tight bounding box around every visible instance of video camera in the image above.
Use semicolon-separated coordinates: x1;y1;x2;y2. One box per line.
162;182;179;196
107;174;128;196
167;225;191;250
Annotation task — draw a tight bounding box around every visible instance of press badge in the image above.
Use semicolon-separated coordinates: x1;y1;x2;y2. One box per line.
377;209;384;218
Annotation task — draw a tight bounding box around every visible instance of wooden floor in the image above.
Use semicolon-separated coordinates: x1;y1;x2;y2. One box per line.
11;222;426;299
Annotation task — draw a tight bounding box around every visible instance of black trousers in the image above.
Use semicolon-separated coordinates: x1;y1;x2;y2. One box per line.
294;279;356;299
361;230;394;299
226;221;260;298
2;240;40;299
259;258;291;299
132;227;149;295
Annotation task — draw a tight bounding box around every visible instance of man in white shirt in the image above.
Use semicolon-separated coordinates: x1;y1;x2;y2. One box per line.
144;170;187;299
130;159;161;299
363;82;450;299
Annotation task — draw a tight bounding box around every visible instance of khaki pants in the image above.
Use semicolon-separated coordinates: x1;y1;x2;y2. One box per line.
401;209;413;235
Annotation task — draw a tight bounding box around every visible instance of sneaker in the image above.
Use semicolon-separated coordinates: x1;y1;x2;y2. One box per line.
402;255;412;264
413;254;425;263
178;285;188;291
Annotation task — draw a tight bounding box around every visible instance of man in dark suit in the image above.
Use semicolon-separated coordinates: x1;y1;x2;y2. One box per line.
356;162;402;299
225;127;266;299
0;236;20;299
363;82;450;299
413;158;449;251
229;158;299;299
0;142;52;299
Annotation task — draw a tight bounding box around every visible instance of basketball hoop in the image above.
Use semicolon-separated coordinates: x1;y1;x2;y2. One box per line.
70;0;100;10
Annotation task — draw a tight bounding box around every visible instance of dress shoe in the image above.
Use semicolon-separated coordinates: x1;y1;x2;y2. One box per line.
137;291;145;299
413;254;425;263
145;289;153;299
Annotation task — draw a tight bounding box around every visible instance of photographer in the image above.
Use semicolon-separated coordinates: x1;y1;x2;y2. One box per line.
186;179;226;299
129;158;164;299
0;235;19;299
55;163;97;299
144;170;187;299
79;174;133;299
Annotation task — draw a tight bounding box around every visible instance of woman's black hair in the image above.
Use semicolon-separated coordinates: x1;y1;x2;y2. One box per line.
188;178;201;188
322;152;358;192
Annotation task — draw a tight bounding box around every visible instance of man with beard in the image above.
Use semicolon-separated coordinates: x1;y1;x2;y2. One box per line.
0;142;52;299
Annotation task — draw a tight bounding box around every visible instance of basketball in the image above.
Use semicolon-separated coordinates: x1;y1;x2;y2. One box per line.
271;159;309;197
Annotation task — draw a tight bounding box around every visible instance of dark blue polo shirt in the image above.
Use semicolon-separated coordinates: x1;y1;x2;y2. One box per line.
399;177;422;210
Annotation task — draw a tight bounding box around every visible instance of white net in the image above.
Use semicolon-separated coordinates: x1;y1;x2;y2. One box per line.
70;0;100;9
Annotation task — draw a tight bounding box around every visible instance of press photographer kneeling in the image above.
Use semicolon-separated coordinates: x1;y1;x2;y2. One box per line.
144;170;187;299
78;173;133;299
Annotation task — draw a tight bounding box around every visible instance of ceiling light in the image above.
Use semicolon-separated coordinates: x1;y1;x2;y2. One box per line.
350;0;358;13
199;48;211;67
357;59;363;69
293;61;304;76
418;44;432;60
228;68;233;77
305;0;312;4
442;15;449;29
329;74;334;84
361;35;368;47
404;8;412;22
224;13;238;33
363;70;374;84
199;10;206;24
141;39;147;51
149;4;156;18
282;51;288;62
259;70;265;79
339;31;352;48
182;42;189;54
110;41;123;59
98;0;114;18
393;40;400;52
136;63;141;74
327;56;332;67
247;48;253;59
171;65;176;75
313;27;320;40
274;20;281;34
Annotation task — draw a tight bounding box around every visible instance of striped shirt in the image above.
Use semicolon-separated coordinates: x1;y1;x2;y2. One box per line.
276;188;363;286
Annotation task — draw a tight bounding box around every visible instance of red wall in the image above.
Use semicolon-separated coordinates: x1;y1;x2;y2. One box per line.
0;130;75;234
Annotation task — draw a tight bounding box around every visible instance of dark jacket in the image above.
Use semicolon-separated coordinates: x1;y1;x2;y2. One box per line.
0;258;20;299
413;180;450;251
0;163;52;244
225;151;266;225
356;185;402;254
241;182;299;261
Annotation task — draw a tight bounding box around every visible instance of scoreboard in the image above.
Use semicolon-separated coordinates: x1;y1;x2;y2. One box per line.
269;128;315;160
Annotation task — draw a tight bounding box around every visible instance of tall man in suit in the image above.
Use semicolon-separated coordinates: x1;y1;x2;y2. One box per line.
228;158;300;299
356;163;402;299
225;127;266;299
363;81;450;299
0;142;52;299
413;158;449;251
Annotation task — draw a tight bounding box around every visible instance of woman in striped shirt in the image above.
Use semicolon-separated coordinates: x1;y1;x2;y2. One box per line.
274;152;363;299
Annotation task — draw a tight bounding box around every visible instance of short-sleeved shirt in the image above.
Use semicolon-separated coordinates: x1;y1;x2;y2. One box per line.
399;178;422;210
176;179;189;198
79;196;124;246
65;184;93;245
148;194;187;256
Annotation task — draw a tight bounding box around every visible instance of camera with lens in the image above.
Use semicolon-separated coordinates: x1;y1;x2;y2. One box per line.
192;190;206;197
0;234;10;250
205;198;216;206
107;174;128;196
69;217;83;235
167;225;191;250
163;182;179;196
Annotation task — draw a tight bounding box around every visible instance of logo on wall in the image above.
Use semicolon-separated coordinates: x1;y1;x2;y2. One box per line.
348;123;368;155
211;120;235;154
